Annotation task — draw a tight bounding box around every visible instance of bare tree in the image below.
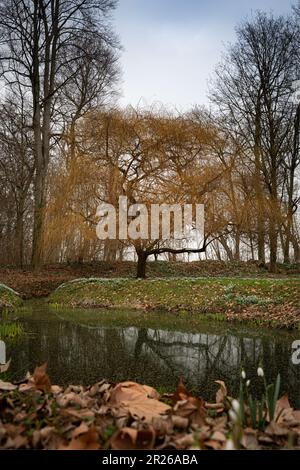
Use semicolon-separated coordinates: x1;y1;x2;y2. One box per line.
211;12;298;271
0;0;119;267
0;90;34;265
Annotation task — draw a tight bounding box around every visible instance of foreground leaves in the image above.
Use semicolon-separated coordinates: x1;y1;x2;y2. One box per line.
0;365;300;450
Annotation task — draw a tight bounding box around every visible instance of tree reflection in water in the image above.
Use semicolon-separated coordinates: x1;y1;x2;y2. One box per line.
7;308;300;408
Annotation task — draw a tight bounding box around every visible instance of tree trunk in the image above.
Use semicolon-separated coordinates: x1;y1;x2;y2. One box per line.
31;105;45;268
15;210;24;267
234;231;240;261
219;235;234;261
269;202;278;273
31;3;45;269
254;93;266;264
136;251;148;279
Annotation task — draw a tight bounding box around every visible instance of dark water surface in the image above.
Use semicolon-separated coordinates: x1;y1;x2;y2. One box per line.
4;300;300;407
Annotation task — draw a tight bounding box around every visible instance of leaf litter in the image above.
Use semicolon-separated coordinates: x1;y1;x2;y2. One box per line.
0;362;300;450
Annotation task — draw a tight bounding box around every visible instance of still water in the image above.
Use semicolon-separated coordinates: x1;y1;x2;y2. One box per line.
4;300;300;407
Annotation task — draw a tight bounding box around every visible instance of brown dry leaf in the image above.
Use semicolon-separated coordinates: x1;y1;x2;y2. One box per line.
275;394;294;423
152;416;174;436
205;439;222;450
211;431;227;443
215;380;227;404
174;396;206;426
171;415;189;429
109;381;156;403
0;379;17;391
51;385;62;394
109;381;170;422
142;384;160;400
18;382;35;392
258;434;274;444
71;422;89;439
276;394;291;411
57;391;92;408
205;402;224;411
173;433;195;448
265;422;289;437
241;428;258;450
173;377;189;403
110;427;155;450
60;407;95;420
4;435;28;449
0;358;11;373
292;410;300;422
32;426;56;448
58;426;100;450
121;396;170;422
33;363;51;392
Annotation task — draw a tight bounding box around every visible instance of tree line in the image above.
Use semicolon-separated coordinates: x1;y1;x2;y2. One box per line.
0;1;299;276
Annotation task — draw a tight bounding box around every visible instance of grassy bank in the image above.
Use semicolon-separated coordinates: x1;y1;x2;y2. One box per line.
49;277;300;329
0;260;299;298
0;284;22;310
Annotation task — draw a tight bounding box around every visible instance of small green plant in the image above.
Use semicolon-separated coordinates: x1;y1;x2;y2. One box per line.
224;283;236;294
223;293;235;301
236;295;260;306
238;367;281;431
0;322;24;339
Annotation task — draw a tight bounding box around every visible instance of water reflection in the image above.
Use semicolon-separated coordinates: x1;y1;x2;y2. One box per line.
6;304;300;407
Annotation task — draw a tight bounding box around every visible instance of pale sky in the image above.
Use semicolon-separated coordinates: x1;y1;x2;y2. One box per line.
114;0;294;110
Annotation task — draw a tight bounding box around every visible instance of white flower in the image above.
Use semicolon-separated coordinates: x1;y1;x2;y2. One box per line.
257;367;264;377
241;370;246;380
229;410;238;422
246;380;250;387
231;399;240;414
225;439;235;450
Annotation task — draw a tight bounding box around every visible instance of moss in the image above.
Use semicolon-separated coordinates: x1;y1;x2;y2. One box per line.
0;284;23;310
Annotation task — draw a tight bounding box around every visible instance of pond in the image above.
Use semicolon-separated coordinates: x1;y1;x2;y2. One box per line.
3;299;300;407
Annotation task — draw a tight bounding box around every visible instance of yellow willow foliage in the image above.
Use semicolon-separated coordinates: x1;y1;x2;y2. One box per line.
44;155;103;262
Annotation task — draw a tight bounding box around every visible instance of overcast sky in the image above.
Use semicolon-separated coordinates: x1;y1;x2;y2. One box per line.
114;0;294;110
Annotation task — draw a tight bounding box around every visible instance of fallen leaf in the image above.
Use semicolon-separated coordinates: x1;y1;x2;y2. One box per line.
58;426;100;450
0;380;17;391
109;381;170;422
3;435;28;449
0;358;11;373
265;422;289;437
60;408;95;420
215;380;227;404
174;396;206;426
173;377;189;403
71;422;89;439
173;433;195;448
110;427;155;450
211;431;227;443
33;363;51;392
171;415;189;429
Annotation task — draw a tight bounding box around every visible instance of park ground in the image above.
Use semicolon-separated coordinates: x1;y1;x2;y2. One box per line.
0;261;299;329
0;260;299;298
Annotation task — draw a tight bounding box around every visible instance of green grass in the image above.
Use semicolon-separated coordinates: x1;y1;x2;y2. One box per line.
0;322;24;339
49;277;299;314
0;283;23;310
